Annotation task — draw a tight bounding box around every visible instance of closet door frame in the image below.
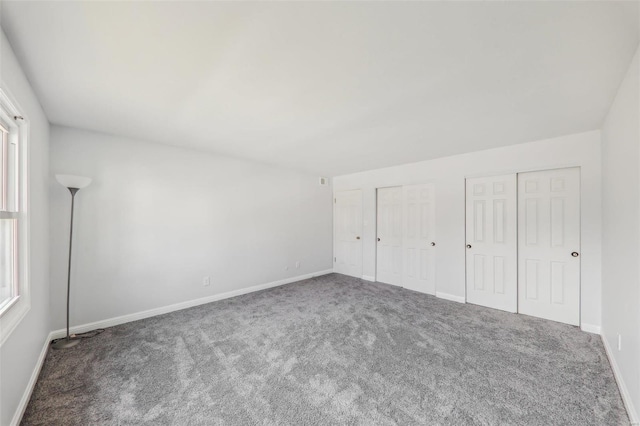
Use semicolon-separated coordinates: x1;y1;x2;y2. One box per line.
333;189;363;278
402;183;437;295
464;165;582;326
373;182;436;288
375;186;404;286
464;173;518;313
517;167;581;326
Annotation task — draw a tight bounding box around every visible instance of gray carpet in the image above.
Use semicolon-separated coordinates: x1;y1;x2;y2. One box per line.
22;273;628;425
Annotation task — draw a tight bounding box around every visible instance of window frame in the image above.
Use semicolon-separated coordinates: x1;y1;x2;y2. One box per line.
0;87;30;347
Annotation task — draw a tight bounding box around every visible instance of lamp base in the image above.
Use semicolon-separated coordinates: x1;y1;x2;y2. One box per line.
52;337;79;349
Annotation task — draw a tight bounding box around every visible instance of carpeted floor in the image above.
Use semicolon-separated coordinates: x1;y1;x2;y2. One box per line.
22;273;628;425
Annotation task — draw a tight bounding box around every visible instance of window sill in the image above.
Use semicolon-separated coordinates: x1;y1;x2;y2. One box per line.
0;294;20;317
0;295;30;347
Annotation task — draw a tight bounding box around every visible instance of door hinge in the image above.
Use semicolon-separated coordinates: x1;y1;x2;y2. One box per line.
334;257;336;262
334;198;336;204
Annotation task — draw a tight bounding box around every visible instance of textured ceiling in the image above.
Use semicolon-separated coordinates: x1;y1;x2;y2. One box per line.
2;1;638;175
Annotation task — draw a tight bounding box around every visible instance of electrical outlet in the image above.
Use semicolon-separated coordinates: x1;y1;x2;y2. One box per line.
295;261;300;269
618;334;622;351
203;276;210;287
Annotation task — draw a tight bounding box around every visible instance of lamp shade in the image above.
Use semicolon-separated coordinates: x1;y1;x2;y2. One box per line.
55;174;92;189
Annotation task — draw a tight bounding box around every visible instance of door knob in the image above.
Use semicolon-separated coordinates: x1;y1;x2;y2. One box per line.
571;252;579;257
356;236;361;240
377;238;381;242
466;244;472;249
431;242;436;246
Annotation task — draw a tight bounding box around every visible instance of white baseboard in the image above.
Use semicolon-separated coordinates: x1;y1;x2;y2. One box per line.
435;291;466;304
580;323;601;335
602;334;639;425
51;269;333;340
10;273;621;426
11;331;54;426
361;275;376;282
14;270;333;425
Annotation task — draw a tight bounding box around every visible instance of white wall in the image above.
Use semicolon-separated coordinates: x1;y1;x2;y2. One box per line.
602;45;640;423
0;29;50;425
333;131;602;331
49;126;333;329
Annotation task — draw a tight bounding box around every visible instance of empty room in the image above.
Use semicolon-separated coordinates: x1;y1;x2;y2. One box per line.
0;1;639;425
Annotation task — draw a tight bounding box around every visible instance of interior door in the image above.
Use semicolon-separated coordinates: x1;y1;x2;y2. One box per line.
334;190;363;278
402;183;436;294
376;187;403;286
518;168;580;325
465;174;518;312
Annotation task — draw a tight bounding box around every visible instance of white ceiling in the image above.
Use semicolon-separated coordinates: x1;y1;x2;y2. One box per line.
1;1;638;176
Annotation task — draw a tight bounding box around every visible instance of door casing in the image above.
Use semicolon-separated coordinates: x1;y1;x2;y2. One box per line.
334;189;363;278
464;166;582;326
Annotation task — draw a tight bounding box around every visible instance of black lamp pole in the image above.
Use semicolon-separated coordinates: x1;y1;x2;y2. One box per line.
52;187;81;349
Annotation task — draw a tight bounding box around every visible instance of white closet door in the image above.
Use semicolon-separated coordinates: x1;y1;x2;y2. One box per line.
334;190;363;278
518;168;580;326
402;183;436;295
465;174;518;312
376;187;403;286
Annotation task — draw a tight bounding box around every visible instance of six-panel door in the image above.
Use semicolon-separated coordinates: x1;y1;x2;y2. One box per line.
402;183;436;295
465;174;518;313
376;187;403;286
334;190;363;278
336;167;581;326
517;168;580;326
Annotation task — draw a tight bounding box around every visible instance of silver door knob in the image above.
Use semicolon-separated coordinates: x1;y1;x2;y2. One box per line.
377;238;381;242
571;252;579;257
466;244;472;249
431;242;436;246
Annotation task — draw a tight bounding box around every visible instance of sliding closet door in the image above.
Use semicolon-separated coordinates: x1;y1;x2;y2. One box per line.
334;190;363;278
465;174;518;312
402;183;436;295
376;187;403;286
518;168;580;326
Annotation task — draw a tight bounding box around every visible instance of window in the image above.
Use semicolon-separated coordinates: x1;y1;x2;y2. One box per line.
1;120;19;312
0;88;29;345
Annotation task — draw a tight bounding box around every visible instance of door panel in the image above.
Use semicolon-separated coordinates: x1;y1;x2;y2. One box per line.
334;190;363;278
518;168;580;325
402;183;436;294
466;174;517;312
376;187;403;286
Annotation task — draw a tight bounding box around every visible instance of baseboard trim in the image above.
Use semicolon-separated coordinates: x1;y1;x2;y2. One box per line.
13;270;334;425
10;331;54;426
435;291;466;304
361;275;376;282
602;334;639;425
580;323;601;335
51;269;333;340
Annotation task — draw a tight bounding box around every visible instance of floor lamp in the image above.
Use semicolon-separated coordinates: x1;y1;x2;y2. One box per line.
52;174;92;349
